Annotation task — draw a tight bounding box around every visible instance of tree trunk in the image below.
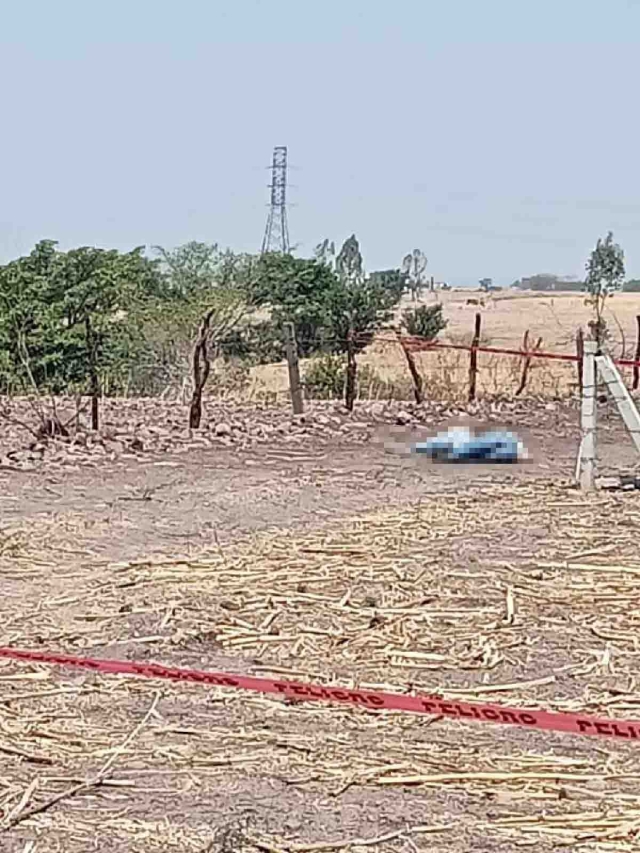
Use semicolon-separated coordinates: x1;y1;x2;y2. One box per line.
344;330;357;412
189;309;214;429
85;317;100;431
515;330;542;397
397;332;424;404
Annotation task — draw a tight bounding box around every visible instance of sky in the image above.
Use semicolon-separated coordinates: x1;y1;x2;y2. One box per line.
1;0;639;286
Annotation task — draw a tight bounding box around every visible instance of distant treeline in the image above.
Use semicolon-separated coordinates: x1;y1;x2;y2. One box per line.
511;274;640;293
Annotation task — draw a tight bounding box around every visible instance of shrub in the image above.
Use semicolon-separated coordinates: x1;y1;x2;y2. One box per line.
401;304;448;340
303;355;409;401
304;355;345;399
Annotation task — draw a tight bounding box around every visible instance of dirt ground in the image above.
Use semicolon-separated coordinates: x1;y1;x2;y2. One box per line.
1;405;640;852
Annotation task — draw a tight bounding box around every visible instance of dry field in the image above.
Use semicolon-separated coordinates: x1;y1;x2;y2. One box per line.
0;397;640;852
251;291;640;403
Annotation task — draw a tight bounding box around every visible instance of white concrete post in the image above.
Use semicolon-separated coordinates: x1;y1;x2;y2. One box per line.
579;341;597;490
595;354;640;456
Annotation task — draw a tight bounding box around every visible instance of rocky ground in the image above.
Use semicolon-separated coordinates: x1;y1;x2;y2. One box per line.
0;394;581;467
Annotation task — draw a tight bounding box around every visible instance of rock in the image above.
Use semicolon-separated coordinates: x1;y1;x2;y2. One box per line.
395;410;413;426
106;440;125;455
129;437;144;452
37;417;69;439
214;422;232;437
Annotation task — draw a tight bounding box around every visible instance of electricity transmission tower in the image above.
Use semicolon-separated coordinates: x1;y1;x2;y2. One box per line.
261;146;290;254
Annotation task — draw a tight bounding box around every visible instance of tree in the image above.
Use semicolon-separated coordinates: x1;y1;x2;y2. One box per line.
0;241;162;429
50;246;162;428
336;234;364;284
584;231;625;349
479;278;493;292
370;269;408;300
188;288;249;428
313;239;336;269
397;304;448;404
149;243;259;425
153;241;252;302
401;304;448;340
0;241;68;396
326;235;404;411
402;249;428;300
513;274;584;292
249;252;342;357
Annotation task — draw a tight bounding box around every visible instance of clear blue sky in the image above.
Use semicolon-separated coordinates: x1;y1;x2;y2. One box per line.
1;0;639;285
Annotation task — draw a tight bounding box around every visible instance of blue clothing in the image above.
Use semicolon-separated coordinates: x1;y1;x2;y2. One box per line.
413;428;522;463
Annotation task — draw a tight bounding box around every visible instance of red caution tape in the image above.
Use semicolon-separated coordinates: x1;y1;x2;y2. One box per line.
0;646;639;741
379;335;640;369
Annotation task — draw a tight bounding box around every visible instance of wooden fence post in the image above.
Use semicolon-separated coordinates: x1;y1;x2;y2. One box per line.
576;327;585;396
633;316;640;392
396;332;424;404
345;329;357;412
284;323;304;415
468;313;481;402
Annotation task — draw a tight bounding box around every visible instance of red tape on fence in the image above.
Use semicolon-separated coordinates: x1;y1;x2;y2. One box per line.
378;335;640;369
0;646;639;741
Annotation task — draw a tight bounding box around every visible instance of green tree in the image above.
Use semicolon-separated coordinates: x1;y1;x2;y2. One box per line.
313;239;336;269
0;241;162;428
51;246;162;428
249;252;343;356
584;231;625;349
0;240;69;397
397;304;448;404
401;303;447;340
146;243;260;425
326;235;404;410
153;241;252;301
402;249;428;300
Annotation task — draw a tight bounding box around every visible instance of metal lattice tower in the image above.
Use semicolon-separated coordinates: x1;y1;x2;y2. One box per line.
261;146;290;254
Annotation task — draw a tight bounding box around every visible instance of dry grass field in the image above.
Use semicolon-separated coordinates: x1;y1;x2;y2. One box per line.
250;291;640;403
0;395;639;851
1;294;640;851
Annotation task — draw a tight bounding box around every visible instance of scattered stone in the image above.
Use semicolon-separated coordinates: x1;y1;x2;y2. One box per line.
37;416;69;439
596;475;640;491
395;410;413;426
0;395;582;470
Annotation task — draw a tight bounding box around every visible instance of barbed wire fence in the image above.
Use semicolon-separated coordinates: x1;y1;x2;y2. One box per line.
278;311;640;413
